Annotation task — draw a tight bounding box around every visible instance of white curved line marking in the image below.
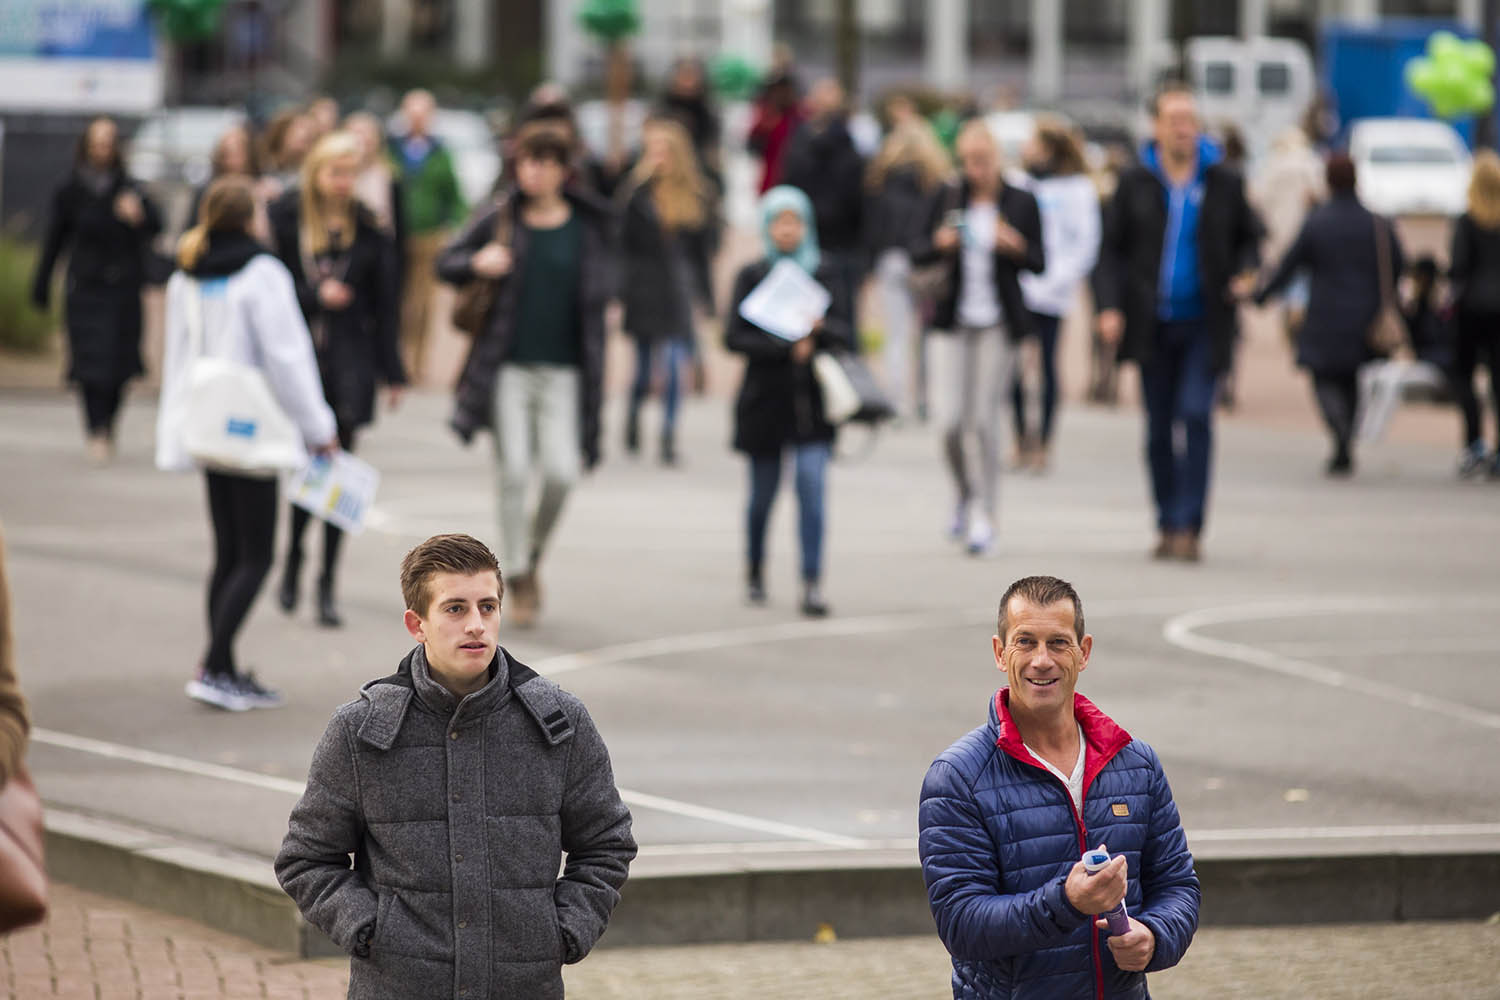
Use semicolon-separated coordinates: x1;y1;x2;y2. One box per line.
1162;598;1500;731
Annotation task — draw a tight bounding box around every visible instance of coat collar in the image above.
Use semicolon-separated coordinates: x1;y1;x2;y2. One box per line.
991;688;1133;799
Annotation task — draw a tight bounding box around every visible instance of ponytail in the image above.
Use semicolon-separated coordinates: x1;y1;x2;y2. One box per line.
177;223;211;271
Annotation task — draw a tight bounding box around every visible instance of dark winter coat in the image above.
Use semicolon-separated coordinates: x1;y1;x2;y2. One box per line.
1448;211;1500;316
618;181;715;342
780;117;867;252
864;165;941;257
267;193;407;430
920;689;1200;1000
912;181;1046;341
1256;193;1405;375
439;189;613;467
31;170;162;386
1095;146;1261;375
276;645;636;1000
725;258;854;456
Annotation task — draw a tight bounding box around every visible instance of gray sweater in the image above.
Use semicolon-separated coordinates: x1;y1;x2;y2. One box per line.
276;645;636;999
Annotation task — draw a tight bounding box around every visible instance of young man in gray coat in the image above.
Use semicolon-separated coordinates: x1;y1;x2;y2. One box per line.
276;533;636;998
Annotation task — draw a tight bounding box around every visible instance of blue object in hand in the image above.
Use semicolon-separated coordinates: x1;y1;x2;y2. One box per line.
1082;848;1132;936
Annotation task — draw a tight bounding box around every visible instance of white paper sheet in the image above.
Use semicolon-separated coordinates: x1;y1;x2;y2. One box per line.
737;258;831;342
287;450;380;536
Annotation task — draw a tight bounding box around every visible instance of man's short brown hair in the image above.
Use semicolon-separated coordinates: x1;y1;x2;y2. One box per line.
400;534;502;616
997;575;1084;643
1149;79;1196;118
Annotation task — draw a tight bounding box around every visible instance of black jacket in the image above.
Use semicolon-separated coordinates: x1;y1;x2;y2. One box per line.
267;192;407;430
1096;153;1261;374
911;180;1045;340
780;117;866;253
440;189;613;467
1256;193;1404;375
31;170;162;386
864;165;941;257
725;258;855;456
617;181;715;342
1449;212;1500;316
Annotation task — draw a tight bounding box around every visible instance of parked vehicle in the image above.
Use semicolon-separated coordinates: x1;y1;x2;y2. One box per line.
1349;117;1471;217
126;106;248;187
1321;19;1480;147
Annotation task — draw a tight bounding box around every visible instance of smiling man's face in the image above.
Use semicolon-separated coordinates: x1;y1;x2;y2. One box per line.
993;596;1091;721
403;571;502;697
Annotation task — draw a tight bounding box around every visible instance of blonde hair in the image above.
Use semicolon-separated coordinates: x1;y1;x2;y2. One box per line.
299;131;362;256
866;120;953;193
176;176;256;269
630;118;707;231
1469;150;1500;230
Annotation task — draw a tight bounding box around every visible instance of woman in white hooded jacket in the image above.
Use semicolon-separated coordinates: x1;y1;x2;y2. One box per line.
157;176;336;712
1011;118;1101;472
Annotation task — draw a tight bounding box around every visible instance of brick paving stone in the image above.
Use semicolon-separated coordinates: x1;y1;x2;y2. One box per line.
5;886;1499;999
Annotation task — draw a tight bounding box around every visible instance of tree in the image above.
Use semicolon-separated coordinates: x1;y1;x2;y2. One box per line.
578;0;641;170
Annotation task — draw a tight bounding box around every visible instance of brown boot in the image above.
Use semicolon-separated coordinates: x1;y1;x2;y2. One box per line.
1152;533;1176;560
1172;532;1202;563
507;574;538;628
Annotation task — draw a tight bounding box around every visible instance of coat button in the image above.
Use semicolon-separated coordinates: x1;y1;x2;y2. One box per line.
452;792;461;803
459;989;468;997
458;919;468;929
455;853;464;863
449;731;458;740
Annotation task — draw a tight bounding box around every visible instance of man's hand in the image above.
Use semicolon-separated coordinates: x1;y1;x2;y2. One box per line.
1096;309;1125;346
1098;916;1155;972
471;242;513;279
1229;271;1258;302
319;279;353;310
933;225;961;252
790;335;815;364
1064;849;1126;915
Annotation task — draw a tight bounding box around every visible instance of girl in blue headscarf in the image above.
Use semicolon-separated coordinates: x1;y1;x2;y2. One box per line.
724;185;854;617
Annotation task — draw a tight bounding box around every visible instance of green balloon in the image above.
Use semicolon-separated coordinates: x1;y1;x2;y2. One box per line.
1461;40;1496;79
1463;76;1495;114
1428;30;1464;63
1406;57;1441;97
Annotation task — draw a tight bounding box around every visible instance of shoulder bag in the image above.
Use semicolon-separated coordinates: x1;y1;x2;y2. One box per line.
179;278;307;474
907;183;959;303
813;348;896;426
1367;216;1407;358
0;765;47;934
452;196;513;338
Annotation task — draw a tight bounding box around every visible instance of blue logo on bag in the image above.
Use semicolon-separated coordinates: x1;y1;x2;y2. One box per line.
226;419;258;438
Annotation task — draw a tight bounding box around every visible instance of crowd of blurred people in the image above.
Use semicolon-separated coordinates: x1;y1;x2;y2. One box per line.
26;56;1500;705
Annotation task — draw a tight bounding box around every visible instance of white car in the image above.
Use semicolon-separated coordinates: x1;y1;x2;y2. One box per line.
127;106;248;188
1349;118;1472;218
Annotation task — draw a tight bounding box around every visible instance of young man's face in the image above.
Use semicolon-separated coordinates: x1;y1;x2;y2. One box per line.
993;597;1092;720
404;571;502;695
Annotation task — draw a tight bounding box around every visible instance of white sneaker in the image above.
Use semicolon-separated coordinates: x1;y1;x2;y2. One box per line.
966;512;995;556
947;501;968;542
186;671;252;712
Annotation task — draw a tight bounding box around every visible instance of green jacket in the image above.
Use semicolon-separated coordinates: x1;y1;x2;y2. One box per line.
391;137;467;235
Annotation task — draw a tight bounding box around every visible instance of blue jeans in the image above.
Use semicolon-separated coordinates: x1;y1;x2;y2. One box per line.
747;442;830;582
630;337;691;437
1141;321;1217;534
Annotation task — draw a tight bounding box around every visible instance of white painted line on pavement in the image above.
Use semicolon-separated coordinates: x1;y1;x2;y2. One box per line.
28;727;865;848
1185;823;1500;842
1162;598;1500;732
537;595;1219;676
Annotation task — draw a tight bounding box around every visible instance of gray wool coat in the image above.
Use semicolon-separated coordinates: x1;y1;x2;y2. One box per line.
275;645;636;999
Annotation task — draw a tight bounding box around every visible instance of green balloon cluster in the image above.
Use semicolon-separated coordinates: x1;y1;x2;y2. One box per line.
577;0;640;43
1405;31;1495;119
146;0;225;43
710;55;761;102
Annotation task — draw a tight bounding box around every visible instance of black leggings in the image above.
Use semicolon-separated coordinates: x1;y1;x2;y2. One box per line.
1312;372;1359;457
204;471;278;678
1453;309;1500;448
284;424;357;581
78;381;125;437
1011;311;1062;444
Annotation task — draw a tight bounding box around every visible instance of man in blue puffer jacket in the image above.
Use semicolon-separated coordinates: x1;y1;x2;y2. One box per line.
919;576;1199;999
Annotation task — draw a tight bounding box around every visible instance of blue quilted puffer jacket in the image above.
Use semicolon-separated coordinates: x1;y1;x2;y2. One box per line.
919;689;1200;999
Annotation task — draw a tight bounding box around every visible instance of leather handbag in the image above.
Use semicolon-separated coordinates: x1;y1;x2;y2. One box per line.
813;349;896;426
0;765;48;934
907;184;959;303
451;196;513;338
1367;216;1407;358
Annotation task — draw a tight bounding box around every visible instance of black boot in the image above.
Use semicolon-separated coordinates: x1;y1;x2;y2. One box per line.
660;432;677;467
800;580;829;618
277;551;301;613
624;405;641;456
747;565;766;606
317;574;343;628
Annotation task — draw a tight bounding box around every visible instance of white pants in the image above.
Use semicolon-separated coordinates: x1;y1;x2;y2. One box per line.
1357;359;1449;444
876;248;919;416
491;364;581;577
928;325;1011;519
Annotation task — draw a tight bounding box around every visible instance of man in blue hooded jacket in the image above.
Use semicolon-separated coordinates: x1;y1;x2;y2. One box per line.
1094;82;1262;563
919;576;1199;999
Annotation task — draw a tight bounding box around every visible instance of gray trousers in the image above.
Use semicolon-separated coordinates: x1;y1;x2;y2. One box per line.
491;364;581;577
928;325;1011;519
